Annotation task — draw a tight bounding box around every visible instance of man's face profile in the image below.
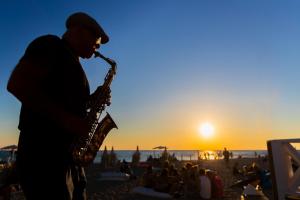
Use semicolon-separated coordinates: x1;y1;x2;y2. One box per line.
77;27;101;59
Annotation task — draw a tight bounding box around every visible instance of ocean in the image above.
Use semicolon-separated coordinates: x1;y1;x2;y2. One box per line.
0;149;268;163
93;150;268;163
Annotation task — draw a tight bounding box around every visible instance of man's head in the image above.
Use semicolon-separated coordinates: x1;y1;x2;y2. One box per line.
199;168;206;175
63;12;109;58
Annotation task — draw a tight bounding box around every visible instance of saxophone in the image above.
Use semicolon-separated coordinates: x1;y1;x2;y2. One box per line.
71;51;118;166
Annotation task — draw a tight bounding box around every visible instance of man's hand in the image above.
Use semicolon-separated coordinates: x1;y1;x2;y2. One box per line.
104;87;111;106
90;85;111;106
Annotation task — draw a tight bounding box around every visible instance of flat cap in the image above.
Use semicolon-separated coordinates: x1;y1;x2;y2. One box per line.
66;12;109;44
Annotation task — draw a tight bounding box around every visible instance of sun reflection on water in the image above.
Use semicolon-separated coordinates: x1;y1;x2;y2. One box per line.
199;150;222;160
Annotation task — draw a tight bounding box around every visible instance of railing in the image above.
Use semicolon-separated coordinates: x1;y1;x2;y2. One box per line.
267;138;300;200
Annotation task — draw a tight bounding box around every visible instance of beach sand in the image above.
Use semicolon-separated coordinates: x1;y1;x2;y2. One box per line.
85;157;272;200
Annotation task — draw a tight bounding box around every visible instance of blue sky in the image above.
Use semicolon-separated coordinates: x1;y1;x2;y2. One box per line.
1;0;300;149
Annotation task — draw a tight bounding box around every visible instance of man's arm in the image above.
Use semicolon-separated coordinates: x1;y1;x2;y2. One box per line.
7;58;88;136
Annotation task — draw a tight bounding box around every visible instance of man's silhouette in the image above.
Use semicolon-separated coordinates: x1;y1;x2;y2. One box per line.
7;12;110;199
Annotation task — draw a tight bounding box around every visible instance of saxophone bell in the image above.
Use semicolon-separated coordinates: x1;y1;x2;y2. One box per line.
73;112;118;166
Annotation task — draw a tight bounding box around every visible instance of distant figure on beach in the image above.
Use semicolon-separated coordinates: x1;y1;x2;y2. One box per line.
161;147;169;162
207;170;224;198
184;166;200;198
142;165;155;188
229;151;233;159
204;152;208;160
154;168;170;193
223;147;230;163
109;146;117;167
120;159;133;176
199;168;211;199
131;146;141;167
7;12;110;199
101;146;109;168
233;162;241;176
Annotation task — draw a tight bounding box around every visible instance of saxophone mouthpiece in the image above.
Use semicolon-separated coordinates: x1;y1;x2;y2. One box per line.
94;51;116;67
94;51;101;58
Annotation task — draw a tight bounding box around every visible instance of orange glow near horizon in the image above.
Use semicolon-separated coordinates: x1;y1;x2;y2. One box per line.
1;100;293;151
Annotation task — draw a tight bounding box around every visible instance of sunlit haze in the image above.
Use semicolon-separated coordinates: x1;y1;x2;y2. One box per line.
199;122;215;139
1;1;300;150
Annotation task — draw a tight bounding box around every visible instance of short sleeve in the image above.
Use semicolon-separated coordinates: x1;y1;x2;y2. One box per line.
21;35;62;70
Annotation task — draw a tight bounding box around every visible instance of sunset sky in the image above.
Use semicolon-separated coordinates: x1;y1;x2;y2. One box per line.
1;1;300;150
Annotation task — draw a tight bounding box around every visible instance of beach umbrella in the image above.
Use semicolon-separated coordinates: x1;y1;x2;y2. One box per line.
0;144;17;150
153;146;167;150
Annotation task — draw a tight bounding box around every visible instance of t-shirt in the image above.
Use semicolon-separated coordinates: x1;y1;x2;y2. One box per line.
199;175;212;199
16;35;90;161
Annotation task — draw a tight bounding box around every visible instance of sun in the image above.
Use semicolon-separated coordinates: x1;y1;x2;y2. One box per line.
198;122;215;138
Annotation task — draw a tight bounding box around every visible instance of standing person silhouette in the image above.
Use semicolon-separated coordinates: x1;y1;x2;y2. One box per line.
223;147;230;164
7;12;111;199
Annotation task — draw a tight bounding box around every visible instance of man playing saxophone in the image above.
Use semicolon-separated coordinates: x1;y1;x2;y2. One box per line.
7;12;111;199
